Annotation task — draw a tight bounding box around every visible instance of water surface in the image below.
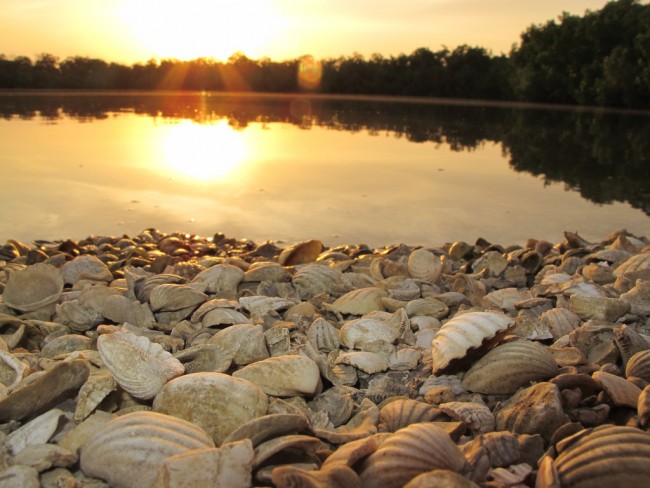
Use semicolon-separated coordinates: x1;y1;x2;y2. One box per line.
1;92;648;247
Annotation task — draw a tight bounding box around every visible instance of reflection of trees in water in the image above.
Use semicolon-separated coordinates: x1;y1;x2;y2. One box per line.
2;93;649;215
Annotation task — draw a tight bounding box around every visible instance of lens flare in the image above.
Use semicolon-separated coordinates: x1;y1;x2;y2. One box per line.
298;55;322;91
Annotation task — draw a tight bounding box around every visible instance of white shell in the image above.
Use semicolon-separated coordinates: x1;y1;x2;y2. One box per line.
97;330;185;400
332;287;388;315
339;318;398;350
232;355;321;397
3;263;63;312
431;311;513;374
407;248;442;283
335;351;388;374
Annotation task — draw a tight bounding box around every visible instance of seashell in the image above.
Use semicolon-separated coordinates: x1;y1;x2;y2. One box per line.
614;325;650;367
378;399;441;432
2;263;63;313
312;398;379;444
278;239;324;266
388;347;421;371
253;434;323;469
173;343;232;374
0;465;40;487
6;408;66;455
461;340;558;395
156;440;254;488
462;431;543;469
551;425;650;488
331;287;388;315
339;318;398;350
620;280;650;316
405;298;449;318
0;350;29;391
61;255;112;285
239;295;295;319
132;272;185;303
223;413;310;446
55;300;103;332
40;334;92;359
359;422;467;488
449;241;474;260
431;311;513;374
419;374;467;403
613;252;650;277
625;350;650;382
292;264;351;300
97;330;185;400
153;372;268;445
451;274;487;305
272;463;361;488
404;469;478;488
483;288;532;312
309;387;354;427
321;434;380;468
193;304;250;328
568;295;630;322
74;373;117;422
439;401;495;435
307;317;341;352
387;279;421;301
472;251;508;276
80;411;215;488
581;262;616;284
336;351;388;375
495;382;569;443
540;307;582;340
407;248;442;284
244;262;290;282
233;355;321;397
0;313;26;349
191;263;244;296
209;323;269;366
100;294;155;329
592;371;641;408
639;384;650;427
149;283;208;312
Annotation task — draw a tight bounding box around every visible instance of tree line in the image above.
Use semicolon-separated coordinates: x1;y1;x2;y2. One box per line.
0;0;648;108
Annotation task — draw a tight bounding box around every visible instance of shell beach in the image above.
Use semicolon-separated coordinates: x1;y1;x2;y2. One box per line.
0;228;649;487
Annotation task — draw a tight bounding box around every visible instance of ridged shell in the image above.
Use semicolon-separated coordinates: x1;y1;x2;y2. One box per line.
307;317;341;352
74;373;117;421
79;411;215;488
173;343;232;374
97;330;185;400
620;280;650;315
359;422;467;488
336;351;388;375
438;401;495;435
3;263;63;312
191;263;244;295
553;425;650;488
431;311;513;374
149;284;208;312
331;287;388;315
407;248;442;284
243;262;290;282
614;325;650;367
483;288;532;312
309;387;354;427
625;350;650;382
232;355;321;397
540;307;582;339
293;264;351;300
339;318;397;350
613;252;650;277
312;398;379;444
379;399;441;432
272;463;361;488
461;340;558;395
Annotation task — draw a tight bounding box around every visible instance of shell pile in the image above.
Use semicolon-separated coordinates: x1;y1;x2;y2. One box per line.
0;228;649;487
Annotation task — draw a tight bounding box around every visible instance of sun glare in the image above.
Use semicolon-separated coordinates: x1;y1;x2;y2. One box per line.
118;0;286;61
162;119;246;181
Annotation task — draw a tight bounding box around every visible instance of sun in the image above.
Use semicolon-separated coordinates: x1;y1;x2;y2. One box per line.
118;0;286;61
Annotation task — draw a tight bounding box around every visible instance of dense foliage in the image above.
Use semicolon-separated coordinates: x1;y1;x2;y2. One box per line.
0;0;648;108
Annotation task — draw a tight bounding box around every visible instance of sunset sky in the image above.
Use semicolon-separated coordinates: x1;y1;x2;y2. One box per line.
1;0;616;63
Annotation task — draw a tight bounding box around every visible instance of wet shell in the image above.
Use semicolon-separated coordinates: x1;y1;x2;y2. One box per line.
191;263;244;295
552;425;650;488
359;422;467;488
540;307;582;340
278;239;324;266
2;263;64;313
331;287;388;315
97;330;185;400
407;248;442;284
461;340;558;395
149;283;208;312
292;264;351;300
307;317;341;353
625;350;650;382
378;399;441;432
431;311;513;374
438;401;495;435
613;252;650;277
232;355;321;397
80;411;215;488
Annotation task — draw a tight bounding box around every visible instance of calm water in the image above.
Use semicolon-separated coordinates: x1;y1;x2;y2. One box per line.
1;91;649;247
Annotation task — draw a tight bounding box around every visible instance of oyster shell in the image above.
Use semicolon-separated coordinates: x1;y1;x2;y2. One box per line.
149;283;208;312
60;255;112;285
97;330;185;400
2;263;63;313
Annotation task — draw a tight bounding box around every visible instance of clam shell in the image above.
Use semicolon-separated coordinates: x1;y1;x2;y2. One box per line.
461;340;558;395
613;252;650;277
359;422;467;488
97;330;185;400
431;311;513;374
149;283;208;312
3;263;63;313
80;411;215;488
153;372;268;445
553;425;650;488
307;317;341;352
278;239;324;266
61;255;112;285
293;264;351;300
378;399;441;432
209;324;269;366
331;287;388;315
232;355;321;397
439;401;495;435
625;350;650;382
191;263;244;296
339;318;397;350
407;248;442;284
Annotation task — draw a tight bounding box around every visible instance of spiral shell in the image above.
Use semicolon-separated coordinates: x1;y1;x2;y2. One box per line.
461;340;558;395
359;422;467;488
97;330;185;400
3;263;63;313
80;411;215;488
378;399;441;432
431;311;513;374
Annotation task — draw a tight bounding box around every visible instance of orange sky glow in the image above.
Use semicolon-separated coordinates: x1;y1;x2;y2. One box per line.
0;0;619;63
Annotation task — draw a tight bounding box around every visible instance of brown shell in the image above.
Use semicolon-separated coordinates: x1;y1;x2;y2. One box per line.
272;462;361;488
438;401;495;435
378;399;441;432
278;239;324;266
553;425;650;488
539;307;582;339
625;350;650;382
461;340;558;395
613;252;650;277
3;263;63;312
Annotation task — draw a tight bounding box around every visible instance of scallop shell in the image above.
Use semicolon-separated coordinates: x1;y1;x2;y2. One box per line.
359;422;467;488
331;287;388;315
339;318;398;350
232;355;321;397
378;399;441;432
79;411;215;488
2;263;63;313
244;262;291;282
614;325;650;367
292;264;351;300
540;307;582;339
209;324;269;366
149;283;208;312
625;350;650;382
97;330;185;400
407;248;442;284
404;470;478;488
60;255;112;285
438;401;495;435
191;263;244;295
272;463;361;488
552;425;650;488
307;317;341;352
431;311;513;374
461;340;558;395
613;252;650;277
278;239;324;266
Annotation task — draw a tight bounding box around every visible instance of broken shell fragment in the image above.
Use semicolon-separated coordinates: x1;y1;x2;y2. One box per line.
378;399;441;432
